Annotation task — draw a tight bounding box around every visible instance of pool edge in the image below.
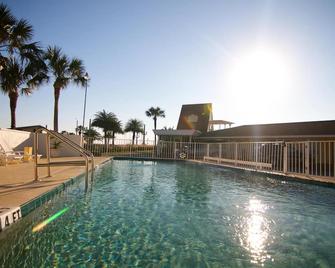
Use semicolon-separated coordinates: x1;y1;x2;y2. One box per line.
0;157;112;233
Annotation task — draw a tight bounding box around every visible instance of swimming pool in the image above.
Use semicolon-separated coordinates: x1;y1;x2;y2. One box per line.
1;160;335;267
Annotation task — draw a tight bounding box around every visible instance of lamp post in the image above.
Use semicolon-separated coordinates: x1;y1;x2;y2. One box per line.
82;72;89;137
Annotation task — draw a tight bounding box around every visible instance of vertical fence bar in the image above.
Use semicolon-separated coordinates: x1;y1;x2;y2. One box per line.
324;142;326;177
319;142;322;176
235;143;238;166
305;142;309;176
283;144;287;174
328;142;331;177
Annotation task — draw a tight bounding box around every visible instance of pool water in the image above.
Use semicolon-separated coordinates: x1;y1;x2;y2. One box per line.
1;160;335;267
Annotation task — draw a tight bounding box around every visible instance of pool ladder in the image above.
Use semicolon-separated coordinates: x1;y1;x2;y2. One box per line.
33;126;94;191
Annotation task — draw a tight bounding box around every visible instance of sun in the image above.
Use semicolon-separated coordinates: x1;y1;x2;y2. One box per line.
225;47;292;109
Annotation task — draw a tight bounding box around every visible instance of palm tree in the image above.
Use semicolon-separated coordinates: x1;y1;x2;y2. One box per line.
124;119;144;145
145;106;165;145
84;127;101;147
75;125;86;135
91;110;121;146
44;46;86;132
0;58;47;128
0;5;47;128
108;119;123;146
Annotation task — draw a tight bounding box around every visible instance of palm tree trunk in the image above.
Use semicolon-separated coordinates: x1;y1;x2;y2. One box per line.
154;117;157;145
132;131;135;145
53;87;61;132
112;132;115;146
9;90;19;129
104;131;107;146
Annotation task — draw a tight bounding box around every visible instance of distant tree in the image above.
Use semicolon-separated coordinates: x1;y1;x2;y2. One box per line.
60;130;75;135
145;106;165;145
84;127;101;146
124;119;144;145
163;126;174;130
75;125;87;135
44;46;86;132
0;4;48;128
91;110;121;146
107;119;123;146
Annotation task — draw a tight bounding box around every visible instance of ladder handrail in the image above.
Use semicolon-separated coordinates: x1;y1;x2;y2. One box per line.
48;130;94;181
34;127;94;190
49;130;94;158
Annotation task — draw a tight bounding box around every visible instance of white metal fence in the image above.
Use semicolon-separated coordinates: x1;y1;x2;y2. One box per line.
84;138;335;180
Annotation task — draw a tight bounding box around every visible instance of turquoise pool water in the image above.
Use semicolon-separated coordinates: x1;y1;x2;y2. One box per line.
1;160;335;267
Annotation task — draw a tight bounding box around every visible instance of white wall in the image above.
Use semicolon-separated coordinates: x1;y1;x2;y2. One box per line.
0;129;82;157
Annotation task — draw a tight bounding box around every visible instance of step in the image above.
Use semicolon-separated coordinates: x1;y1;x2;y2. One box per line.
36;160;88;167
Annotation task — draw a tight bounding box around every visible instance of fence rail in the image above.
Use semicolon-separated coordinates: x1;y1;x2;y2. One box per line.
84;138;335;180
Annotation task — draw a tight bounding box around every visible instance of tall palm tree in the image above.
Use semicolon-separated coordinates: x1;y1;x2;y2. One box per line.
145;106;165;145
44;46;86;132
0;4;47;128
91;110;121;146
124;119;144;145
0;57;47;128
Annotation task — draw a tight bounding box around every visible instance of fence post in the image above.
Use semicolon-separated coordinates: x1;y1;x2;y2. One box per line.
193;142;196;160
219;143;222;158
305;142;310;176
206;144;209;157
255;143;258;169
234;143;237;166
283;144;288;173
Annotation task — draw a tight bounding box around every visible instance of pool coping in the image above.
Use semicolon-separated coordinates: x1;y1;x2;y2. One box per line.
0;157;112;233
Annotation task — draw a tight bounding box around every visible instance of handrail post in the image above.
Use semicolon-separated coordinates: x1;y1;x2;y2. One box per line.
34;132;39;181
91;157;94;182
46;133;51;177
85;158;89;192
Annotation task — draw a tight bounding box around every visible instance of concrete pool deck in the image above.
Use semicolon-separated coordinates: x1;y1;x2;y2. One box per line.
0;157;111;208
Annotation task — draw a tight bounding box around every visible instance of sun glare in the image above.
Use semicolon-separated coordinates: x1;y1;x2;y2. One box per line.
225;47;292;111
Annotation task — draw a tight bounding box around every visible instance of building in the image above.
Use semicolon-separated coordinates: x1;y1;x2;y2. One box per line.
154;103;234;142
155;103;335;143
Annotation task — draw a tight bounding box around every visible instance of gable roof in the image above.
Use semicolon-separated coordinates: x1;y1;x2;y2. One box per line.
177;103;212;132
199;120;335;139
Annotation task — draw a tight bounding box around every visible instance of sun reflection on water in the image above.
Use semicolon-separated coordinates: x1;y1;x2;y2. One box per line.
237;198;273;265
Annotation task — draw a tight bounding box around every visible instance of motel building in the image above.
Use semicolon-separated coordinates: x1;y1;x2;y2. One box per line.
154;103;335;180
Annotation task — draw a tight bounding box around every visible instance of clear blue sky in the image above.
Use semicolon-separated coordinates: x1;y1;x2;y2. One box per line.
1;0;334;139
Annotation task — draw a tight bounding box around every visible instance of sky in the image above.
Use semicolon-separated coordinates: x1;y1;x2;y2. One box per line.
1;0;335;140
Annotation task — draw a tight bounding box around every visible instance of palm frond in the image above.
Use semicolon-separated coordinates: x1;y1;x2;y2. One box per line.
124;119;143;133
69;57;86;87
0;3;16;43
8;19;33;53
21;87;32;96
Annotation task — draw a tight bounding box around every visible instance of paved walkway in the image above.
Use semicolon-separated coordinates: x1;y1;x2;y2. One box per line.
0;157;110;207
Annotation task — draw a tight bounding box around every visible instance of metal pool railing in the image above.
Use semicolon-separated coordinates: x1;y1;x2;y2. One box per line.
84;138;335;180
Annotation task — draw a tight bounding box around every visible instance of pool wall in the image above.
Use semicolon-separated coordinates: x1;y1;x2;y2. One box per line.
0;158;111;233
